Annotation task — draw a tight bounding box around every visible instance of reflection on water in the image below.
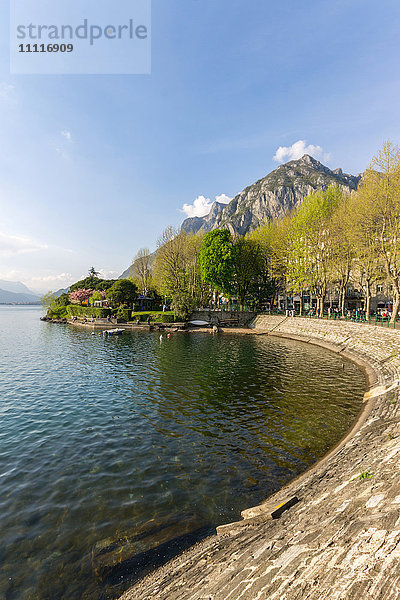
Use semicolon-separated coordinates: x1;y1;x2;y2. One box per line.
0;307;365;599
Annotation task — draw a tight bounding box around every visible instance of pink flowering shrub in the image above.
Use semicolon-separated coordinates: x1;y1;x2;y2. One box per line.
69;288;93;304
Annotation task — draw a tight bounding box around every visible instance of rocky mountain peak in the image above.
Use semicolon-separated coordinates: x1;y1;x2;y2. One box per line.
181;200;226;234
297;154;323;167
180;155;362;236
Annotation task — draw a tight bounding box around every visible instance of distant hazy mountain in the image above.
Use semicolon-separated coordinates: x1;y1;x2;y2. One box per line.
0;280;39;303
53;287;70;298
180;155;362;235
0;279;37;296
0;288;40;304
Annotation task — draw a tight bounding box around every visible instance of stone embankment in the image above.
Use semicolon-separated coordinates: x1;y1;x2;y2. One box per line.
120;316;400;600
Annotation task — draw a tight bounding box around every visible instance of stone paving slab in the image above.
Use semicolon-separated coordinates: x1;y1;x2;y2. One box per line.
120;317;400;600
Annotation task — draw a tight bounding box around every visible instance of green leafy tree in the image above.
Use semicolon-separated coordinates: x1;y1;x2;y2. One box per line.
105;279;138;306
347;192;382;319
153;227;207;318
329;199;355;316
232;236;264;309
89;290;104;304
198;229;235;298
56;293;71;307
88;266;100;278
41;291;69;319
356;141;400;321
283;210;312;314
70;277;115;292
286;185;343;314
249;219;287;311
41;291;56;309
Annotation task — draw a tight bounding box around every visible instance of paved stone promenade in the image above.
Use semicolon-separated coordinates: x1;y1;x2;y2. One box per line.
120;317;400;600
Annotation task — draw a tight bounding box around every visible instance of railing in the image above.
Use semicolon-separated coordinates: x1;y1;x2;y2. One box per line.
304;312;398;330
256;309;399;329
195;307;399;329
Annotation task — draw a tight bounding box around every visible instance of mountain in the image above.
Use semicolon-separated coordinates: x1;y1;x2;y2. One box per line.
0;279;40;303
53;287;70;298
120;155;362;277
0;279;37;296
120;252;156;280
180;155;362;236
0;288;40;304
181;201;226;234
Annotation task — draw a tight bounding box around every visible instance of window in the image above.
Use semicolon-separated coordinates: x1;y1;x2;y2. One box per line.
377;284;383;293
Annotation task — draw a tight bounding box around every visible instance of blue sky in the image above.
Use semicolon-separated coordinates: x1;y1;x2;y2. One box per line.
1;0;400;292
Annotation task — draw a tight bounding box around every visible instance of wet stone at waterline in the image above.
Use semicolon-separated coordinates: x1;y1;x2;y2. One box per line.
0;307;366;600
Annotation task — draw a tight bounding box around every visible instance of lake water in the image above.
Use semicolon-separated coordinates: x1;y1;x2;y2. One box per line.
0;306;366;600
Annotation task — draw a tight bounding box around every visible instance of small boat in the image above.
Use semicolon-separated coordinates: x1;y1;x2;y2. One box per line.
188;320;210;326
103;328;124;336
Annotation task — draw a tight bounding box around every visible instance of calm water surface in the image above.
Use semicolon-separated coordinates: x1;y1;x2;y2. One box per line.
0;307;366;599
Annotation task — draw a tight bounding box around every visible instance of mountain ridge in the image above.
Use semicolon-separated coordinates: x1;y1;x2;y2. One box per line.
0;279;40;303
120;155;362;278
181;154;361;235
181;200;226;235
0;279;38;296
0;288;40;304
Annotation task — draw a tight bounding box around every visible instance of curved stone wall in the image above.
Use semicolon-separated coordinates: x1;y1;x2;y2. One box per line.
120;317;400;600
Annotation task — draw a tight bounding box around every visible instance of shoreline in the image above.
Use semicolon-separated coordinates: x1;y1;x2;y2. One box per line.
46;317;257;335
119;316;400;600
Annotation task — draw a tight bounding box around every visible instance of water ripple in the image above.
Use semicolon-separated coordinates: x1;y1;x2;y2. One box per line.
0;307;365;600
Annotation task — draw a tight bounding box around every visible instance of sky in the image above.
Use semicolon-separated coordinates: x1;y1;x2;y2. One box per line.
1;0;400;293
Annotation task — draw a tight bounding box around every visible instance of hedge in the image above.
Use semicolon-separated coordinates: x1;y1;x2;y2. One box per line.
47;306;69;319
67;305;112;318
114;308;132;322
66;306;179;322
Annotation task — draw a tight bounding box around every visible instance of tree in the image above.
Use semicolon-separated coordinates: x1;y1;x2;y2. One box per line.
41;291;56;309
153;227;207;318
70;277;115;292
286;186;343;314
105;279;138;306
132;248;152;296
283;210;312;315
198;229;235;298
88;267;100;277
41;291;70;319
356;141;400;321
56;293;71;307
232;236;264;309
250;218;288;311
89;290;105;304
346;191;382;319
329;195;355;317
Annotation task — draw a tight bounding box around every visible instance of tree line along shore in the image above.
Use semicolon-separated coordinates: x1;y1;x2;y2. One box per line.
44;142;400;324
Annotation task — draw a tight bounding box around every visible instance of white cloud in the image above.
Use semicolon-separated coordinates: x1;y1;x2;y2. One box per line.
181;193;231;218
30;273;73;284
27;273;71;292
61;130;72;141
98;268;118;279
273;140;330;163
0;232;48;257
215;193;232;204
24;272;74;294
